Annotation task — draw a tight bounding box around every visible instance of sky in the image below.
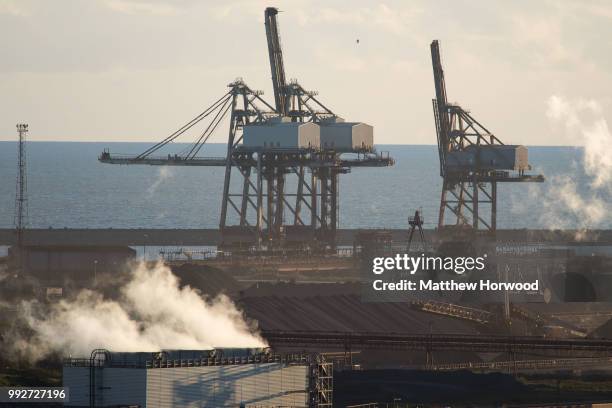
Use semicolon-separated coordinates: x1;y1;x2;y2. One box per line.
0;0;611;145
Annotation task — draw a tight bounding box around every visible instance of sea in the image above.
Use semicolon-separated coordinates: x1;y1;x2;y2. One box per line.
0;142;609;231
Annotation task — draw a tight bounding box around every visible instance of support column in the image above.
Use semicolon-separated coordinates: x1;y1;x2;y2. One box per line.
275;168;285;238
456;182;466;226
294;166;304;225
266;171;274;240
472;176;479;229
219;97;238;231
438;182;447;229
491;181;497;231
330;169;338;248
320;168;328;231
311;169;318;234
239;166;251;226
256;155;264;245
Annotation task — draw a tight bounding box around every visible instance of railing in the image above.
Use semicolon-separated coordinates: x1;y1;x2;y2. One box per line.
99;150;395;168
99;153;226;161
429;357;612;371
64;352;314;369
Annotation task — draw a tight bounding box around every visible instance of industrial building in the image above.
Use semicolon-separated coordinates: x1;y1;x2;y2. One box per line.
63;349;332;408
9;244;135;284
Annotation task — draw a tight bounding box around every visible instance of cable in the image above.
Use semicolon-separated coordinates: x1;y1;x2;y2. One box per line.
185;96;233;159
135;91;232;159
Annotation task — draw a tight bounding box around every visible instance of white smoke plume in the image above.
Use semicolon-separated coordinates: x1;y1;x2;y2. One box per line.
147;166;174;197
9;262;265;361
538;95;612;235
535;175;606;230
546;95;612;189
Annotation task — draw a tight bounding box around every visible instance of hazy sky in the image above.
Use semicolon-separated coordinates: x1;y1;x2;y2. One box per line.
1;0;611;145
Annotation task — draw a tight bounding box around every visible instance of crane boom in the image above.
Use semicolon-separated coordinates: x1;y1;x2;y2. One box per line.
265;7;287;115
431;40;449;177
430;41;448;112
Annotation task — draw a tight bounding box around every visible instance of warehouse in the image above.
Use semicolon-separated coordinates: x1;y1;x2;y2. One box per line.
63;348;332;408
9;244;135;284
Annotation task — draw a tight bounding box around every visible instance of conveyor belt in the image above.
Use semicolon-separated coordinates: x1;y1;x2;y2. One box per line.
263;330;612;356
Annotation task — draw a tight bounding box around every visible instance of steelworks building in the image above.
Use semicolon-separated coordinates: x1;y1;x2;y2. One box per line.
63;348;332;408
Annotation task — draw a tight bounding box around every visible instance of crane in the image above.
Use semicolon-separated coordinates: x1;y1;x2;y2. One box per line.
430;40;544;232
99;9;393;251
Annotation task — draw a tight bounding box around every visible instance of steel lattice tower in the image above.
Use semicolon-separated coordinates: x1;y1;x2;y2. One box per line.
14;123;28;252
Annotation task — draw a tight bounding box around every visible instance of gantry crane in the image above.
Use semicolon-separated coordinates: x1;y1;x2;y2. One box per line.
430;40;544;232
99;8;393;250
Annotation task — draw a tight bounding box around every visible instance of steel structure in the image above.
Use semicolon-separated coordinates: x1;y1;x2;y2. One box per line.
431;40;544;231
67;349;332;408
14;124;28;248
410;300;493;324
262;330;612;357
13;124;29;272
406;210;426;251
99;8;393;250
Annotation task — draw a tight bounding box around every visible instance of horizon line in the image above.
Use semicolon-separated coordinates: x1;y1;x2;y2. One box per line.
0;140;584;148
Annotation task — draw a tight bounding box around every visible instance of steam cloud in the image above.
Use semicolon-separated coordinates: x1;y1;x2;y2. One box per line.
147;166;174;197
546;95;612;189
9;262;265;361
535;95;612;234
